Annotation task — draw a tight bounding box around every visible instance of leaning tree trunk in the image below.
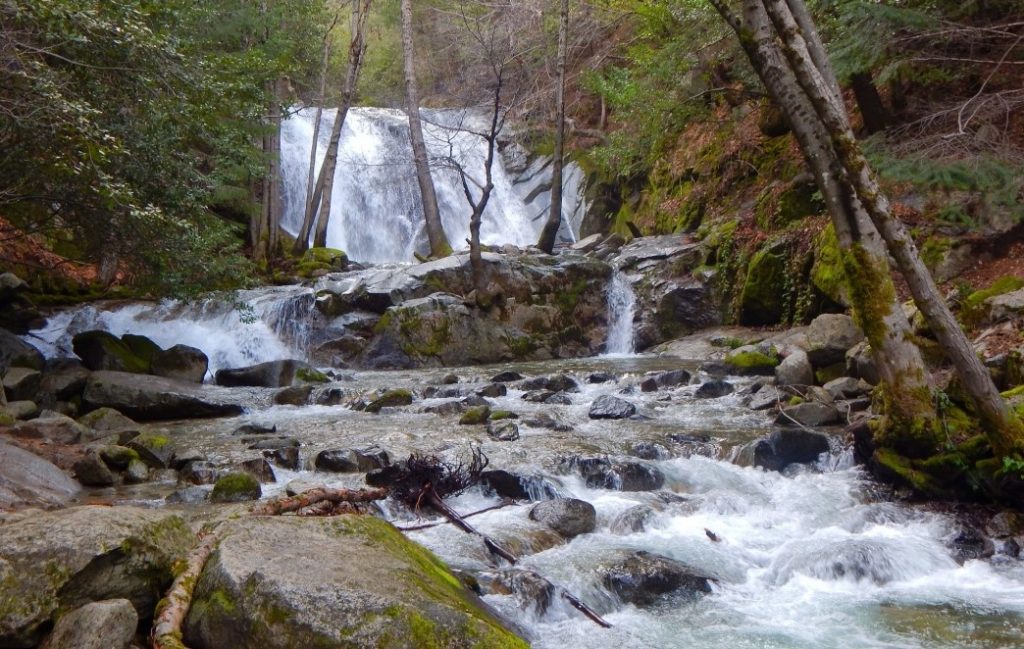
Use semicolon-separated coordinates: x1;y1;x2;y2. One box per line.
313;0;371;249
712;0;941;457
537;0;569;255
401;0;451;259
761;0;1024;456
294;32;333;255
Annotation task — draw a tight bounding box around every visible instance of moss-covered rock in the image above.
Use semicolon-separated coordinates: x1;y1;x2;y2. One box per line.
365;389;413;413
210;472;262;503
962;276;1024;325
183;516;528;649
739;245;787;325
71;330;152;374
459;405;491;425
724;347;780;376
296;247;348;278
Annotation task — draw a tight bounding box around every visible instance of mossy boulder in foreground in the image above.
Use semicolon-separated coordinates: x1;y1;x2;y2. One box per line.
184;515;528;649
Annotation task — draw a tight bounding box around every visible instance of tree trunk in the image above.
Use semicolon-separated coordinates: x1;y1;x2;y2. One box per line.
402;0;451;259
536;0;569;255
762;0;1024;456
264;76;285;258
711;0;941;456
293;34;333;255
313;0;371;249
850;72;889;134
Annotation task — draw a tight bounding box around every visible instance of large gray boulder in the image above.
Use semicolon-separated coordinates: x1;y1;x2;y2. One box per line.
600;550;712;606
748;428;832;472
83;371;245;420
0;506;192;647
0;439;81;510
775;349;814;386
39;599;137;649
215;359;311;388
71;331;152;373
805;314;864;367
0;329;44;372
183;516;526;649
37;359;91;404
529;498;596;538
151;344;209;383
588;394;636;419
2;367;41;402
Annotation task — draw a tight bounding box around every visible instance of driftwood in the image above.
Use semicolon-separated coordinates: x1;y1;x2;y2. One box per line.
396;499;517;532
150;527;221;649
251;486;388;516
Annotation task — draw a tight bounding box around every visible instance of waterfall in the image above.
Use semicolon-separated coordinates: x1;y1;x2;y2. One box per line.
604;269;636;355
279;107;585;264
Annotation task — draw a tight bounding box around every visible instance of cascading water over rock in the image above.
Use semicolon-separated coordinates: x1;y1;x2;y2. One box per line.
279;107;587;263
604;268;637;355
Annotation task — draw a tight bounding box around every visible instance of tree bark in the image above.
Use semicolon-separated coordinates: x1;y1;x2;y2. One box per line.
762;0;1024;456
850;72;889;134
536;0;569;254
252;486;388;516
293;33;333;255
312;0;372;249
150;528;221;649
402;0;451;258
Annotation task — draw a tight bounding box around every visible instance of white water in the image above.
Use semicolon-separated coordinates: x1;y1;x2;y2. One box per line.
279;107;585;263
604;269;637;355
27;287;315;378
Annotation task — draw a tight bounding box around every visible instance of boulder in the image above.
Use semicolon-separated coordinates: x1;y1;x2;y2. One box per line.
364;389;413;413
845;341;879;385
0;506;192;647
183;516;526;649
601;551;712;606
480;470;550;501
775;402;841;427
39;599;137;649
215;359;311;388
694;379;734;399
126;433;175;469
752;428;832;472
2;367;41;402
72;452;117;487
0;328;44;371
476;569;555;615
210;472;261;503
477;383;507;398
83;371;245;420
180;461;220;485
459;405;491;425
529;498;597;538
610;505;656;534
806;314;864;367
588;395;636;419
150;344;208;383
71;331;152;373
124;458;150;483
571;457;665;491
988;288;1024;322
274;385;313;406
775;349;814;386
490;371;523;383
77;407;138;433
314;449;359;473
823;376;868;400
8;412;92;444
724;345;781;376
5;400;38;420
0;439;80;510
487;421;520;442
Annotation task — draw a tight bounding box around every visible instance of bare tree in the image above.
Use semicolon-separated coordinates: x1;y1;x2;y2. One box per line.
536;0;569;254
710;0;1024;457
402;0;452;259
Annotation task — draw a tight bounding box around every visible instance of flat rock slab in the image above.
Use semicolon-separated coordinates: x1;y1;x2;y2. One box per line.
184;516;526;649
0;438;81;510
39;599;137;649
83;371;258;420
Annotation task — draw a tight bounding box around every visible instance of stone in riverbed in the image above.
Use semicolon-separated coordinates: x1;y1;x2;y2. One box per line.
775;349;814;386
123;458;150;484
588;394;636;419
71;331;152;373
490;370;522;383
2;366;41;402
775;402;841;427
0;439;81;510
314;449;359;473
83;371;244;420
476;383;507;398
459;405;491;425
210;472;262;503
529;498;596;538
38;599;137;649
751;428;832;472
571;457;665;491
182;516;527;649
73;452;117;487
806;313;864;367
600;550;712;606
214;359;312;388
694;379;734;399
150;344;208;383
364;388;413;413
487;420;519;441
180;461;220;485
0;327;44;371
126;432;175;469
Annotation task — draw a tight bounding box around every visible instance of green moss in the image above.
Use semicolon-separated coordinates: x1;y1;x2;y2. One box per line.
296;247;348;277
964;276;1024;310
739;245;787;325
502;333;538;359
459;406;490;425
365;389;414;413
755;183;822;229
295;367;328;383
841;244;897;347
208;588;237;613
872;448;953;498
810;224;845;306
210;472;261;503
488;410;517;421
1003;385;1024;399
815;363;847;385
725;349;780;375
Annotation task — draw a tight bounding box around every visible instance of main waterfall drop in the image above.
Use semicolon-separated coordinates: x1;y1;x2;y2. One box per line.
604;268;637;354
279;107;587;264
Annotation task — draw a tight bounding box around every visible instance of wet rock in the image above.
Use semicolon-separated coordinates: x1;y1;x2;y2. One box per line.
806;314;864;367
274;385;313;406
364;464;405;488
477;383;507;398
352;446;390;471
522;389;556;402
210;472;262;503
823;376;869;400
491;371;523;382
424;401;464;415
630;442;669;460
2;366;41;402
0;506;192;647
656;370;691;388
610;505;656;534
601;551;712;606
364;388;413;413
98;445;138;470
529;498;596;538
83;371;244;420
543;393;572;405
72;452;117;487
985;511;1024;539
694;379;734;399
71;331;152;373
948;526;997;564
724;345;780;376
752;428;832;472
126;433;175;469
775;402;841;427
284;479;320;497
479;470;556;501
150;344;208;383
0;439;80;510
640;377;659;392
487;420;520;441
10;412;92;444
37;360;90;404
165;485;211;504
588;372;616;383
588;394;637;419
39;599;137;649
214;359;312;388
235;458;276;483
170;448;205;470
521;374;578;393
666;434;720;459
182;516;525;649
314;449;359;473
180;461;221;485
233;422;276;436
746;387;782;411
0;327;44;371
845;341;879;385
124;458;150;484
775;350;814;386
521;412;572;431
441;373;460;384
246;437;300;451
263;447;299;470
459;405;491;425
476;570;554;615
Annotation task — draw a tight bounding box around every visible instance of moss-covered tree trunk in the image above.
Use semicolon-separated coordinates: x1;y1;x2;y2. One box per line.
760;0;1024;457
711;0;941;456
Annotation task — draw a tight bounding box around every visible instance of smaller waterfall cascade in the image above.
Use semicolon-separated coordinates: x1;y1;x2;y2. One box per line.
604;268;637;355
279;107;586;264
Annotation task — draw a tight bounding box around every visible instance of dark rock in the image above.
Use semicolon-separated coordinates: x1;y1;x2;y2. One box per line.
695;379;734;399
274;385;313;406
459;405;491;425
423;401;464;416
588;372;616;383
247;437;300;451
126;433;175;469
83;371;244;420
476;570;554;615
150;344;208;383
37;360;90;403
601;551;712;606
214;359;311;388
609;505;656;534
77;407;137;433
210;472;262;503
845;341;879;385
656;370;691;387
0;439;80;510
315;449;359;473
521;389;555;402
521;412;572;431
565;456;665;491
165;485;211;504
630;442;668;460
170;448;205;470
529;498;597;538
352;446;390;471
441;373;460;384
775;402;841;427
543;393;572;405
520;374;578;393
747;388;782;411
640;377;659;392
2;367;42;402
588;394;637;419
753;428;832;471
180;461;220;485
948;527;996;564
263;446;299;470
823;376;868;400
71;331;151;373
98;445;138;471
487;420;520;441
235;458;276;483
477;383;507;398
364;464;405;488
480;470;530;500
38;599;137;649
0;327;44;371
491;371;523;383
461;394;491;408
364;388;413;413
233;422;276;436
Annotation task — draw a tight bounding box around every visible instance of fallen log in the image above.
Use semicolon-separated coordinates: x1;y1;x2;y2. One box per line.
251;486;388;516
150;527;221;649
396;499;517;532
